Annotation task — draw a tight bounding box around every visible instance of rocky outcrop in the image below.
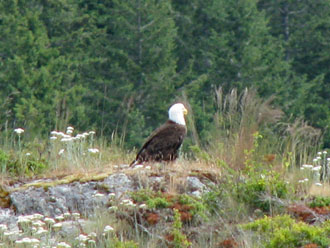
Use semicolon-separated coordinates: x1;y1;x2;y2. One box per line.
0;168;214;229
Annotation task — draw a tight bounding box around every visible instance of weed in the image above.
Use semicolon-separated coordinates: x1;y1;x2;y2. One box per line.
242;215;330;248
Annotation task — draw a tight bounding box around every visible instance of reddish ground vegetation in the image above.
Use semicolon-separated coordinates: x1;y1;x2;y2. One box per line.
217;238;239;248
302;244;319;248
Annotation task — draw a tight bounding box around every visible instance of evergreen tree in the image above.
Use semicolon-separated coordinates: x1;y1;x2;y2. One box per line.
0;0;59;135
79;0;178;147
173;0;291;144
259;0;330;147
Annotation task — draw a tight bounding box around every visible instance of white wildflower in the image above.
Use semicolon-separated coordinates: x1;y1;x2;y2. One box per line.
315;183;323;187
93;193;105;198
61;137;73;142
30;238;40;244
88;232;97;238
145;166;151;170
72;212;80;219
89;131;96;135
57;242;71;248
103;225;114;233
66;129;73;134
55;215;64;221
50;136;57;140
53;223;62;229
313;158;318;162
316;156;322;160
25;152;31;156
88;148;99;154
35;227;48;235
302;164;313;169
108;206;118;211
304;178;309;182
76;234;89;242
123;200;135;207
317;152;322;155
32;213;44;220
0;224;8;232
57;132;65;137
139;204;147;209
63;212;71;219
18;216;32;224
76;134;84;139
50;131;59;135
44;217;56;225
327;158;330;161
67;126;74;131
312;166;322;171
58;149;65;155
16;237;37;244
3;230;19;237
323;151;327;154
14;128;24;134
88;240;96;246
108;193;116;197
32;220;45;227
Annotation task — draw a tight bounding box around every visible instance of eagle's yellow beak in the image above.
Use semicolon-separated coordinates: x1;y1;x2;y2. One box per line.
183;108;188;115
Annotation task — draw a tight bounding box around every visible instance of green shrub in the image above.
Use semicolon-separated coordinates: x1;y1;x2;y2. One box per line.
236;171;290;212
242;215;330;248
170;209;191;248
5;154;48;176
0;149;9;173
309;196;330;208
109;238;138;248
130;189;207;219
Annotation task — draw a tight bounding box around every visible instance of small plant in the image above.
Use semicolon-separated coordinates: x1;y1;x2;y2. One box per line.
0;149;9;173
236;170;290;212
108;236;138;248
309;196;330;208
242;215;330;248
130;189;207;221
169;209;191;248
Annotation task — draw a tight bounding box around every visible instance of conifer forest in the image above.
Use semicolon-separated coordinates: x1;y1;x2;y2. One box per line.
0;0;329;149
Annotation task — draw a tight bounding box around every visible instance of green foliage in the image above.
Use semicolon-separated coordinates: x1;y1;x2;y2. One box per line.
4;153;48;177
109;237;138;248
130;189;207;219
170;209;191;248
177;194;207;219
243;215;330;248
236;170;290;212
0;0;328;149
309;196;330;208
0;149;9;173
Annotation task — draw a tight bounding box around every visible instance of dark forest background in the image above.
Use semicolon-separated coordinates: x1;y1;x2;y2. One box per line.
0;0;329;149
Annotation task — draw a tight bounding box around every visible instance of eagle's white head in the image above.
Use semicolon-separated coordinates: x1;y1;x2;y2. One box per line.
169;103;188;126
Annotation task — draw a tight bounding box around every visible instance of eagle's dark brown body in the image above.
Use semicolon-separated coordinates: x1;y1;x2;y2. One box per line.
130;120;187;166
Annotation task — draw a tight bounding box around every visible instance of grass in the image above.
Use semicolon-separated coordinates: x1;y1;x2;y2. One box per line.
0;89;329;247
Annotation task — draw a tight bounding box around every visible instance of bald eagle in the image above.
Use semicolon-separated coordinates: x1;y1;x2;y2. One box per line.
130;103;188;167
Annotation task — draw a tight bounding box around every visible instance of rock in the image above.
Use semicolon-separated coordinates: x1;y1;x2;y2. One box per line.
102;173;134;196
186;176;207;192
9;173;134;217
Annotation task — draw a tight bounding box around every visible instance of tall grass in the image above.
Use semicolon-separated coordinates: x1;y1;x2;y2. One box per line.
192;87;322;170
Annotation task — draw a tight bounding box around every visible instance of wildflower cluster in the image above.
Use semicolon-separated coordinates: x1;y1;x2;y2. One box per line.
0;211;117;248
49;126;100;168
299;150;329;185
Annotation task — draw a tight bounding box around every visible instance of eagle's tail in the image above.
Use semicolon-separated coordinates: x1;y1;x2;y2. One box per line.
129;159;138;168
